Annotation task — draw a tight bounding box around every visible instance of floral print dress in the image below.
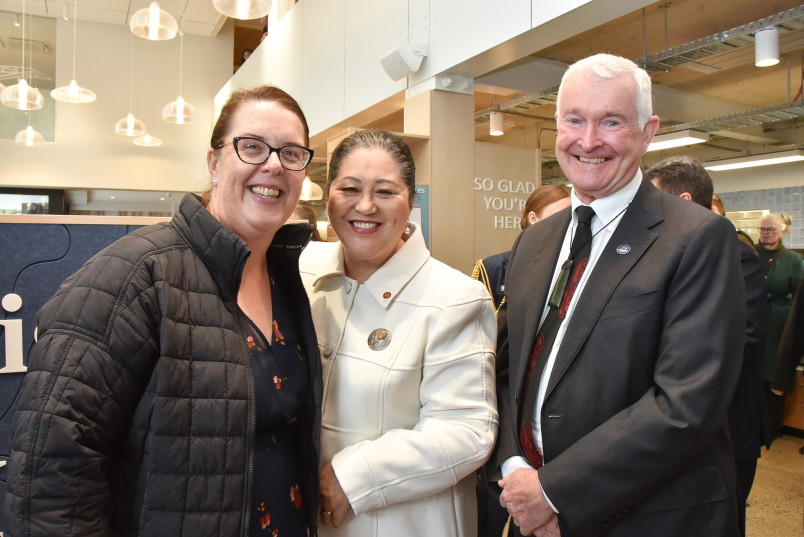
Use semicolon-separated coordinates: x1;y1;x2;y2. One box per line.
244;276;310;537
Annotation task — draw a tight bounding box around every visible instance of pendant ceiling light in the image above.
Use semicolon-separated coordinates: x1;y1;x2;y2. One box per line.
300;177;324;201
16;124;44;147
162;19;197;124
51;0;96;103
130;1;178;41
115;37;147;136
489;111;504;136
213;0;271;20
755;26;780;67
16;111;44;147
1;0;44;111
133;134;162;147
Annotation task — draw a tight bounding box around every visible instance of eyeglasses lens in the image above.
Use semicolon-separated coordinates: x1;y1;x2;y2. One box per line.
234;138;311;170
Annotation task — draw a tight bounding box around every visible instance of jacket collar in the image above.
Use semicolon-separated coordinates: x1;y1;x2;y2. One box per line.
311;222;430;309
172;193;313;302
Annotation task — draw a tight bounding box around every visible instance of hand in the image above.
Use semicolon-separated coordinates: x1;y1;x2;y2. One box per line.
499;468;556;535
318;463;351;528
533;514;561;537
771;389;784;396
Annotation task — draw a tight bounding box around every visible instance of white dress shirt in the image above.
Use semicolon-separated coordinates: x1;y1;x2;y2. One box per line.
502;171;643;510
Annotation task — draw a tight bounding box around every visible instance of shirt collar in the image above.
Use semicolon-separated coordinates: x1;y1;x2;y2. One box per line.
570;170;642;229
310;222;430;309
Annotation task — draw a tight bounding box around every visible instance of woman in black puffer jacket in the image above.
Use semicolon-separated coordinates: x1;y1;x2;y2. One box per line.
5;86;322;537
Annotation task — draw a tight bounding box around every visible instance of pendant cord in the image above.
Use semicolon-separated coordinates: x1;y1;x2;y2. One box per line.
566;204;629;261
71;0;78;79
20;0;25;82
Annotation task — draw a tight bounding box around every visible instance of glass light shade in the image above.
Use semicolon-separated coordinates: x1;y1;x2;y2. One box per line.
1;80;44;110
15;125;44;147
130;2;178;41
51;80;97;104
489;111;504;136
755;27;780;67
162;96;197;124
300;177;323;201
115;112;146;136
133;134;162;147
212;0;270;20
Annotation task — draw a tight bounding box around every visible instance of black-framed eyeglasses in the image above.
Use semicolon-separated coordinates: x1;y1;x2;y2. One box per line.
221;136;314;171
759;227;777;233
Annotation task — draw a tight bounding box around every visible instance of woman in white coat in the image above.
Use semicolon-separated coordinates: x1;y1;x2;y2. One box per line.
300;129;498;537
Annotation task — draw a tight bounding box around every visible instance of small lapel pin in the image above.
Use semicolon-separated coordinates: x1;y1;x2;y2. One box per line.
368;328;392;351
616;244;631;255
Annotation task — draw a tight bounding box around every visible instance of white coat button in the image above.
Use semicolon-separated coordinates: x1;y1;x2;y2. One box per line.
345;282;353;293
323;345;333;357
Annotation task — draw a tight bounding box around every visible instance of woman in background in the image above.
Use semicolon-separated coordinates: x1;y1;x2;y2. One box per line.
300;129;497;537
472;184;571;313
756;212;804;438
5;86;321;537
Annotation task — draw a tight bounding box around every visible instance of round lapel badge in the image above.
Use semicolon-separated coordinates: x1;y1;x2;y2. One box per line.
616;244;631;255
368;328;392;351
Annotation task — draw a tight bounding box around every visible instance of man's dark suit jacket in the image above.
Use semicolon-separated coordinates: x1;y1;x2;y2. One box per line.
490;180;745;537
729;239;771;460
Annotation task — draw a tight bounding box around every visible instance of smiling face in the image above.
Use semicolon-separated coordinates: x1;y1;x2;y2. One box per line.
327;148;412;281
556;72;659;204
206;100;307;248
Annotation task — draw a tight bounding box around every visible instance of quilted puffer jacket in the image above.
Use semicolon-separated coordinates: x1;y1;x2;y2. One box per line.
5;194;322;537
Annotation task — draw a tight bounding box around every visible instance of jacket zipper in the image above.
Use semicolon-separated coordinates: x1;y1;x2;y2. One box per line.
238;312;256;537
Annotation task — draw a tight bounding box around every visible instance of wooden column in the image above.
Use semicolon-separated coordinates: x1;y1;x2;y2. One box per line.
404;89;475;274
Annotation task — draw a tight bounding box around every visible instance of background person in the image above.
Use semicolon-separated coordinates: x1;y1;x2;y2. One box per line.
5;86;322;537
472;184;570;537
712;193;726;216
646;155;768;537
472;185;571;312
757;212;804;437
300;129;498;537
292;203;324;241
773;274;804;456
490;54;744;537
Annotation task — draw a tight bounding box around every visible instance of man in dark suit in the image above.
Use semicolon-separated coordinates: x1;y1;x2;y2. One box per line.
490;54;745;537
647;155;768;537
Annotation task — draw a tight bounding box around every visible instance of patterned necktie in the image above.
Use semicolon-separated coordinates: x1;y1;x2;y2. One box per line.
518;205;596;468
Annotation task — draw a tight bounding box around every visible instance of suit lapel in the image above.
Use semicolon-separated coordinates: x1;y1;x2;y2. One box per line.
545;182;665;398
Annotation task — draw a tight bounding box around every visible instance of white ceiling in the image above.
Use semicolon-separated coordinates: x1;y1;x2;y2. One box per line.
0;0;232;37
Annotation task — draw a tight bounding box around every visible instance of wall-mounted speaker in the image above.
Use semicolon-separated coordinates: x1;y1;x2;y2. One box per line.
380;43;427;81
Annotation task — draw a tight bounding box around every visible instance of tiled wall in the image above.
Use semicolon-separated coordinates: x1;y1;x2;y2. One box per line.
718;186;804;249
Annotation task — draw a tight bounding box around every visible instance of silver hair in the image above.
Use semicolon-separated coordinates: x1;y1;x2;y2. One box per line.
762;212;793;235
557;53;653;129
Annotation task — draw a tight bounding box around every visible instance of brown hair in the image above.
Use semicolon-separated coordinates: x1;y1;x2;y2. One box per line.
292;204;324;241
711;194;725;216
327;129;416;206
520;185;571;229
202;86;309;206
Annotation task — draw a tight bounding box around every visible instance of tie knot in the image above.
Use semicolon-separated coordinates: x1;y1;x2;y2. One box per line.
575;205;595;225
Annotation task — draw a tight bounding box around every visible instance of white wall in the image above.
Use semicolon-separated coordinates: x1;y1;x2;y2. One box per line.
224;0;656;143
0;18;233;194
